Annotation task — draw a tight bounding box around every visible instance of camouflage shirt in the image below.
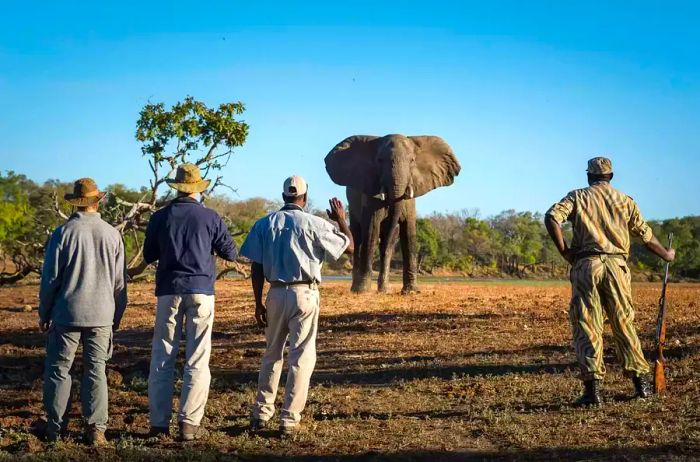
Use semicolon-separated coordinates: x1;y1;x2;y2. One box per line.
546;181;653;257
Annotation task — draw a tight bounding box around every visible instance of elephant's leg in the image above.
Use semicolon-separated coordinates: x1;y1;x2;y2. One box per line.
377;218;391;293
349;214;363;292
354;208;381;293
400;216;419;294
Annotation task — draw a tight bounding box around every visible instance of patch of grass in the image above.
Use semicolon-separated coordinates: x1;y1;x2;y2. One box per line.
1;280;699;460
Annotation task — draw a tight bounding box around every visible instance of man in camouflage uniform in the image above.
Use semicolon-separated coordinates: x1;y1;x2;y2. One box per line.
545;157;675;406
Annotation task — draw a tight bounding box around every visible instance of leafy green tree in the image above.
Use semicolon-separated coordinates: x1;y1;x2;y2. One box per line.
416;218;440;272
0;173;70;283
0;97;250;284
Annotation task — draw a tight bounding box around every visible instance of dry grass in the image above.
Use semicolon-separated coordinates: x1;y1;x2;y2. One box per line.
0;279;698;461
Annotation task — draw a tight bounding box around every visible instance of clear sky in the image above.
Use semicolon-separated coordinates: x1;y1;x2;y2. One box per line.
1;1;698;219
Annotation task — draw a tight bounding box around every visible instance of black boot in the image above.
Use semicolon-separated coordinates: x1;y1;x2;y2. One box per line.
632;375;652;399
575;380;602;407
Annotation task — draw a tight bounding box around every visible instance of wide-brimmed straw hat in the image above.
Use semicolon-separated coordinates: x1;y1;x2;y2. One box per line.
64;178;106;206
166;163;211;193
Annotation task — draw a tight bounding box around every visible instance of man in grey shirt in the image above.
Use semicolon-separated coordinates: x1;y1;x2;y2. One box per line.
39;178;127;445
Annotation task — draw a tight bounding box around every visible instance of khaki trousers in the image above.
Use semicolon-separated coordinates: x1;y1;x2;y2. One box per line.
148;294;215;427
569;256;650;381
253;285;320;428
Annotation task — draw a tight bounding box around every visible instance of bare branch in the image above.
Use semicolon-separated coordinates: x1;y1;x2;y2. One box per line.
52;193;69;220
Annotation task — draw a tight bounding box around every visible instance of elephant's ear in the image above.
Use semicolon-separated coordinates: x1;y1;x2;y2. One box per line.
410;136;461;197
325;135;382;195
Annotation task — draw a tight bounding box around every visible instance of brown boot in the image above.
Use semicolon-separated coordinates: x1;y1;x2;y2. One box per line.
178;422;209;441
85;426;108;447
279;424;300;440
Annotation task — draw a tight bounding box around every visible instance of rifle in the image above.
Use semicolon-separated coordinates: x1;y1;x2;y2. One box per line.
653;232;673;394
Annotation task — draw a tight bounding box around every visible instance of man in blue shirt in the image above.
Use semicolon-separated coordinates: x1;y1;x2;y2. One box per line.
240;175;354;437
143;163;237;441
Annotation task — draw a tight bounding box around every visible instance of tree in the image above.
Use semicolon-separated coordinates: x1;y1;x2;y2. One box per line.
416;218;440;272
0;97;249;285
491;210;544;274
100;96;249;277
0;173;71;284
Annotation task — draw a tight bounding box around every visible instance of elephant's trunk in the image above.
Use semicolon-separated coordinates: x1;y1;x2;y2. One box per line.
380;197;403;288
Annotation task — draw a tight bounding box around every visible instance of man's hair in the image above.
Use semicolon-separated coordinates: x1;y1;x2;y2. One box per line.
588;172;614;183
283;193;307;204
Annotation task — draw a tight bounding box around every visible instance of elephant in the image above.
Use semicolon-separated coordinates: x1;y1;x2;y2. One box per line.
325;134;461;294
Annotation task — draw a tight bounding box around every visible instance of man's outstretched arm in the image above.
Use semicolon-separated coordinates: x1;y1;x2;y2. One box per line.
644;235;675;262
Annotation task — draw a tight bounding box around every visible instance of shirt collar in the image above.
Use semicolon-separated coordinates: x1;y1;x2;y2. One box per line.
281;203;304;212
172;196;200;205
71;212;102;220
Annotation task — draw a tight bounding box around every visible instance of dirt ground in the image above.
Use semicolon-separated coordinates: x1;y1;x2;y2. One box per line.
0;279;698;461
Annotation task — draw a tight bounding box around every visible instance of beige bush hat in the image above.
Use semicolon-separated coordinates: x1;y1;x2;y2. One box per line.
64;178;106;206
587;157;613;175
283;175;308;197
166;163;211;193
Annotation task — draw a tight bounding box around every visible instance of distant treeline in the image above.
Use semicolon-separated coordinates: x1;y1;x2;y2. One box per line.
412;211;699;279
1;172;698;281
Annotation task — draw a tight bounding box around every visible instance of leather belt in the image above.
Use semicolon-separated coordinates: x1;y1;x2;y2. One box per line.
575;252;626;261
269;281;318;289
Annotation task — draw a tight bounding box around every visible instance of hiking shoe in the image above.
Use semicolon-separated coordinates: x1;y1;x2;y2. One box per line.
147;426;170;438
85;427;108;447
574;380;602;407
178;422;209;441
249;418;268;432
633;375;652;399
45;431;61;444
279;424;300;440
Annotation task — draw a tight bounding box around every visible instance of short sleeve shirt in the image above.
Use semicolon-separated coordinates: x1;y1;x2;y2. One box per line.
546;182;653;257
240;204;350;283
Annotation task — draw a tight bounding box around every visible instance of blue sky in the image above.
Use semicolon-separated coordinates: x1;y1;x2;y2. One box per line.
1;1;698;219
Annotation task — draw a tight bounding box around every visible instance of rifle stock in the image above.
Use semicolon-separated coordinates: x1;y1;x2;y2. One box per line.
653;233;673;394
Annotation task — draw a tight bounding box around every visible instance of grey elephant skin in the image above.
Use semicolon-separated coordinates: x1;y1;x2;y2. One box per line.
325;134;461;294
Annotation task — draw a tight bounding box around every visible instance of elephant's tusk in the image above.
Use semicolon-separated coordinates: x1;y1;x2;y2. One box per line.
407;185;414;199
373;192;386;201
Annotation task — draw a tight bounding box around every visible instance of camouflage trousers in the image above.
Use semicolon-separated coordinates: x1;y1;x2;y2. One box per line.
569;255;650;381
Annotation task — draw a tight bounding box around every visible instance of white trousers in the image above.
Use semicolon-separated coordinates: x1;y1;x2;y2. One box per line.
253;285;320;428
148;294;214;427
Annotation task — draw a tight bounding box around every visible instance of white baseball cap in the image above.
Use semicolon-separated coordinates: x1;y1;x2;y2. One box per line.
283;175;308;197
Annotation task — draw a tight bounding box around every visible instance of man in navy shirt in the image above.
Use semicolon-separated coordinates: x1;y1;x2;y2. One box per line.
143;163;237;441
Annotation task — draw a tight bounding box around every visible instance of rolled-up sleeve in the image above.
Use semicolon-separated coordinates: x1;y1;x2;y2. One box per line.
315;219;350;261
240;220;264;264
39;228;63;323
628;198;653;243
546;191;576;224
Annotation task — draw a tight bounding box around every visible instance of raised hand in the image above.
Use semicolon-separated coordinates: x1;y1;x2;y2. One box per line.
326;197;346;223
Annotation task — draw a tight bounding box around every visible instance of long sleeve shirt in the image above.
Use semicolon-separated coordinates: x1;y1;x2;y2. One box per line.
143;197;238;296
546;181;654;258
39;212;128;328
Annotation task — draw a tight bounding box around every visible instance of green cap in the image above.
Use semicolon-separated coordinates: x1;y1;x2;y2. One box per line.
587;157;613;175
